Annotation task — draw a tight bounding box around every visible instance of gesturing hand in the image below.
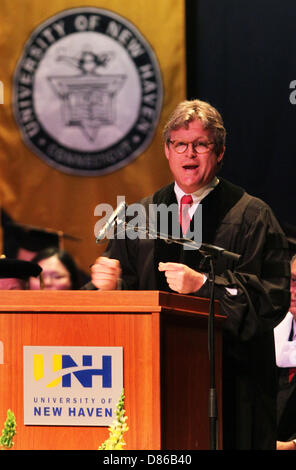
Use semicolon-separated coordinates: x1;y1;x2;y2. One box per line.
91;256;121;290
158;262;205;294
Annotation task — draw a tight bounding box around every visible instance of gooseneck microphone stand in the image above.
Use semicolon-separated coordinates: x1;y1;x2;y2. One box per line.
203;254;217;450
97;218;240;451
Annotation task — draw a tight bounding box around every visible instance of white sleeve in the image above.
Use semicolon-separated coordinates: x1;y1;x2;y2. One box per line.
274;312;296;367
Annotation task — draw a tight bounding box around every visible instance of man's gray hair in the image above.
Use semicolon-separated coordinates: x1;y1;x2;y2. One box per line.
163;99;226;156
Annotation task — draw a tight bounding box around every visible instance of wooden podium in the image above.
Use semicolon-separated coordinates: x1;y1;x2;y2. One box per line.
0;290;225;450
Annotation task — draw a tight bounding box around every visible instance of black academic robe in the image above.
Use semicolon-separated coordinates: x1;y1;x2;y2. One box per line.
277;367;296;442
87;178;291;449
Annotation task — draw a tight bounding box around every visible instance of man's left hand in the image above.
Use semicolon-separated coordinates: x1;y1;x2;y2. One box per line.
158;262;205;294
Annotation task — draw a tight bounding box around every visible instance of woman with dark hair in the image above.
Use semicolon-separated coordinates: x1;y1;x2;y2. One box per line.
29;247;81;290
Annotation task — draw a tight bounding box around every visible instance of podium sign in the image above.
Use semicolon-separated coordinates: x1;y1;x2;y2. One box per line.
0;290;224;450
23;346;123;426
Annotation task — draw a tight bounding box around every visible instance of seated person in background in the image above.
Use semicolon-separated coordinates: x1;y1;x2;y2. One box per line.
29;247;82;290
1;212;62;261
0;255;41;289
274;255;296;450
1;212;90;285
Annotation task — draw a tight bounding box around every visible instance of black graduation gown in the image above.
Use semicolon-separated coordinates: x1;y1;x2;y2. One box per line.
88;178;291;449
277;367;296;442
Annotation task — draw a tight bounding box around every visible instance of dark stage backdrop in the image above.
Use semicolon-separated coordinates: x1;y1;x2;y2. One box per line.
186;0;296;234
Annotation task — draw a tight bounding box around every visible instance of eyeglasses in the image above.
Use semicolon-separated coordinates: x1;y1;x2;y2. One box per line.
168;139;214;154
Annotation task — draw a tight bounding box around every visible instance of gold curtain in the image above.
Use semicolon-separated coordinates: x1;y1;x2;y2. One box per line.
0;0;186;272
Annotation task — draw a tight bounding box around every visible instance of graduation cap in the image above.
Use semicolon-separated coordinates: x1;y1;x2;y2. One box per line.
6;222;78;251
0;256;42;280
1;211;80;258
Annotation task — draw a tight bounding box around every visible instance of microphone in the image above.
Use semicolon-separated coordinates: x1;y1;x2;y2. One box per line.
199;243;241;264
96;201;126;243
148;229;241;264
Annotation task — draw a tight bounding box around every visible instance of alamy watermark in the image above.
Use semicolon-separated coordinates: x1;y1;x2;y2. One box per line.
94;196;202;250
289;80;296;104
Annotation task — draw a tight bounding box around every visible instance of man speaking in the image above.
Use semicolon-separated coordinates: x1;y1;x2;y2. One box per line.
90;99;290;449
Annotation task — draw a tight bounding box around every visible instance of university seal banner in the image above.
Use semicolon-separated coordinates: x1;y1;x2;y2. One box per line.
0;0;186;271
13;7;163;176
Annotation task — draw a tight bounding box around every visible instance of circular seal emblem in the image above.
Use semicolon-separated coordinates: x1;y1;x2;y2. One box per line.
13;8;163;176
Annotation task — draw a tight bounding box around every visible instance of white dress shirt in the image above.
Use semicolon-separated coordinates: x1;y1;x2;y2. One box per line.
174;177;219;216
173;177;238;296
173;177;219;289
274;312;296;367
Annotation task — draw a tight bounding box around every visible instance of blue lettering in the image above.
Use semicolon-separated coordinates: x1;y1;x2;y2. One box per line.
61;355;77;387
61;355;112;388
73;356;112;388
105;408;112;417
78;408;85;417
33;406;62;416
87;408;94;416
52;407;62;416
83;355;92;366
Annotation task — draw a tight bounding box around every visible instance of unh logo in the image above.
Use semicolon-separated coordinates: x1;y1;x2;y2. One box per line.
34;353;112;388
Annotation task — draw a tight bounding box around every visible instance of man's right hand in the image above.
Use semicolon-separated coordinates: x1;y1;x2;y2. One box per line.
276;440;296;450
91;256;122;290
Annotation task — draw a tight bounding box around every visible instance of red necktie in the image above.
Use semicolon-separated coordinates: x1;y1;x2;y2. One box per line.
288;322;296;382
180;194;193;235
289;367;296;383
